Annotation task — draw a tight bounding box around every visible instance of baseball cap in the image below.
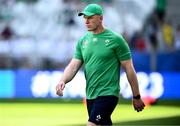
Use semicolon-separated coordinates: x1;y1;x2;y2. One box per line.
78;4;103;16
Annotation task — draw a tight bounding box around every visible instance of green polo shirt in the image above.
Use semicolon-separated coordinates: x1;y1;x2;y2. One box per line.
74;29;131;99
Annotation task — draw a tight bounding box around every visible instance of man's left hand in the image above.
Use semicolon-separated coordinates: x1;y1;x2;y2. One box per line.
132;99;145;112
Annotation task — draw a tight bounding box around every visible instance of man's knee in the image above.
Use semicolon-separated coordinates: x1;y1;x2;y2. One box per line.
87;121;97;126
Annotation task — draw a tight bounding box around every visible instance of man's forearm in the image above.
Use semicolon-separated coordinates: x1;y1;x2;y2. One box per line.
125;67;140;96
60;65;78;84
121;60;145;112
60;59;82;84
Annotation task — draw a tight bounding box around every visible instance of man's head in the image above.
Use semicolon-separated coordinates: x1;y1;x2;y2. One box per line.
78;4;104;32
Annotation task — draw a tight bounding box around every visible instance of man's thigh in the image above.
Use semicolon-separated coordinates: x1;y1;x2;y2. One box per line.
87;95;118;125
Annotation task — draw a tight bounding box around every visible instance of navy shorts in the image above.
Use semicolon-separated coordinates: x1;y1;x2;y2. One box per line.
86;95;119;125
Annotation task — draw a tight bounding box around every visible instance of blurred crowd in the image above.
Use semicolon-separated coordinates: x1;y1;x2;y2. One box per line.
0;0;179;70
128;0;180;52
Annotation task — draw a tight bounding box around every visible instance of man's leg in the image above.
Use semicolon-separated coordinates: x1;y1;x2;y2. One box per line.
87;99;96;126
87;95;118;125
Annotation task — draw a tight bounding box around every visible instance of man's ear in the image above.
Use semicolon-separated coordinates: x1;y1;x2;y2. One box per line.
100;16;103;22
100;15;103;21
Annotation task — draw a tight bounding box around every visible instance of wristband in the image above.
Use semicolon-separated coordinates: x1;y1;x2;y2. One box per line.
133;95;141;99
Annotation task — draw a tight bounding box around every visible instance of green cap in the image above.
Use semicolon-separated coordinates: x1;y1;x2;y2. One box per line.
78;4;103;16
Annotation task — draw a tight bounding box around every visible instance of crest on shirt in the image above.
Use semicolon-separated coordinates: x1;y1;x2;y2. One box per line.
82;40;88;48
93;38;97;42
105;39;110;45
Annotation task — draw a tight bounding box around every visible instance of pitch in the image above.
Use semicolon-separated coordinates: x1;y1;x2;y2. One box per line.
0;99;180;126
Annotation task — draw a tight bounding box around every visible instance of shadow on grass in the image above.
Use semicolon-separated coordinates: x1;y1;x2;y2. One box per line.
114;115;180;125
69;115;180;126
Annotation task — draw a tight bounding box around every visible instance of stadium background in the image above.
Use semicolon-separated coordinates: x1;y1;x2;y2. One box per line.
0;0;180;125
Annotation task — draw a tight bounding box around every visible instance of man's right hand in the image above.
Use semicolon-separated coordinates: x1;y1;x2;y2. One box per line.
56;81;65;96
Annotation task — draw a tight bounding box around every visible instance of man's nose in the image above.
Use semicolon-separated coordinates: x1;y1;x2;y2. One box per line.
85;19;89;24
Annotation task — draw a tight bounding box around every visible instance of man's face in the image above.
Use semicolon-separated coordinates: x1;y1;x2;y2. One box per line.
83;15;102;31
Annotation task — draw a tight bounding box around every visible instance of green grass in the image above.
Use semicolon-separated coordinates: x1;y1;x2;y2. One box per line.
0;99;180;126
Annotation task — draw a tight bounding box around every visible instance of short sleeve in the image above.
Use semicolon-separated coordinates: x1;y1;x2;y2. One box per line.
115;35;131;61
73;39;83;61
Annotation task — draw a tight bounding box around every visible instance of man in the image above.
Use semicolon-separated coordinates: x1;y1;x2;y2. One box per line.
56;3;145;126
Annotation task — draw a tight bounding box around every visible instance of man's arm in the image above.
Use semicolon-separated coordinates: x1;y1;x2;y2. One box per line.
121;59;145;112
56;58;83;96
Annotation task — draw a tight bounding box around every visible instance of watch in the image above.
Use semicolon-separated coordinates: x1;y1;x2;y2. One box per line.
133;95;141;100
